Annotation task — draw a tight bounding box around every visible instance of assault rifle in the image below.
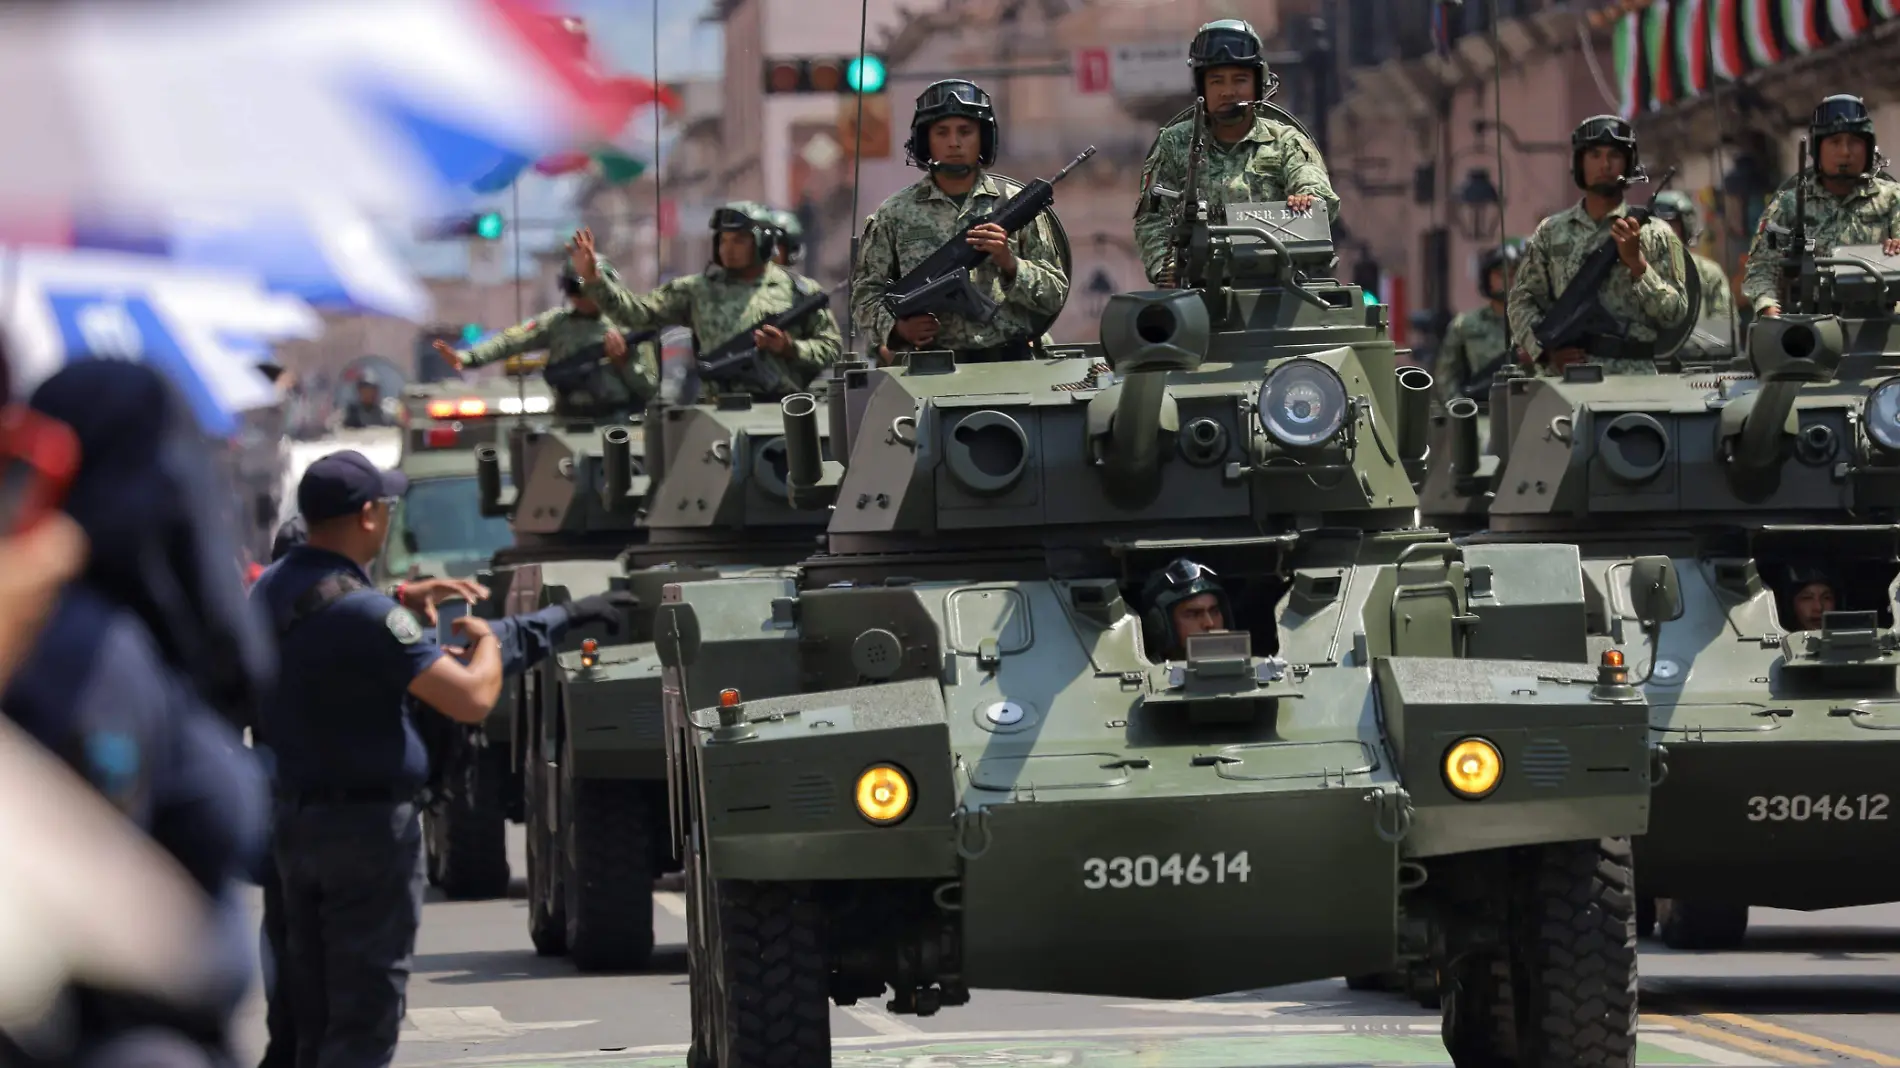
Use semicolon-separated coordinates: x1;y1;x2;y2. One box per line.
1147;96;1209;287
541;329;660;394
1530;166;1679;361
882;146;1098;324
1780;136;1816;313
697;286;833;378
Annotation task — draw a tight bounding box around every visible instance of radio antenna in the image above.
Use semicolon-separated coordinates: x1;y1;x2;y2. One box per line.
845;0;872;354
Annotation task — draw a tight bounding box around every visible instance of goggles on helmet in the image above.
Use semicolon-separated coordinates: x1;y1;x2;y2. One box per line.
1193;28;1262;67
710;207;755;232
917;80;992;114
1575;116;1635;145
1160;558;1217;588
1813;95;1871;129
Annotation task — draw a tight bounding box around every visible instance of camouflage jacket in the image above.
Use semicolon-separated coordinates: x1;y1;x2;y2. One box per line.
852;171;1069;354
588;261;839;395
1132;113;1341;283
1507;199;1689;374
1692;252;1734;322
458;307;658;410
1435;304;1511;403
1740;174;1900;312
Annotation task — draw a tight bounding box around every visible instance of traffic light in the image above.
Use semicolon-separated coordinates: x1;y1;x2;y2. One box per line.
461;323;484;345
437;212;505;240
764;55;889;94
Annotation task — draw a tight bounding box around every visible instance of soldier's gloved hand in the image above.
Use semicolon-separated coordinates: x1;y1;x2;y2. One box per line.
564;591;640;635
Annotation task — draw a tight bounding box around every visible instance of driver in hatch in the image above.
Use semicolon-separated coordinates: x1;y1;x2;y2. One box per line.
1779;564;1840;631
1140;557;1234;661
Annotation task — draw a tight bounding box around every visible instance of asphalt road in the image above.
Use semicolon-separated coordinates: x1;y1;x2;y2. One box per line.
234;826;1900;1068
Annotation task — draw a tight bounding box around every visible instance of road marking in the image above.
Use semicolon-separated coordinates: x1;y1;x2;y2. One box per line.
654;891;686;919
1642;1031;1780;1066
1706;1012;1900;1066
1653;1015;1826;1065
403;1007;596;1042
840;1004;922;1036
1104;1001;1313;1019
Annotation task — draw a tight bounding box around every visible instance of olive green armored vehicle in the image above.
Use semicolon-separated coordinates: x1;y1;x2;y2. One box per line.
1465;228;1900;950
656;200;1657;1067
379;376;550;899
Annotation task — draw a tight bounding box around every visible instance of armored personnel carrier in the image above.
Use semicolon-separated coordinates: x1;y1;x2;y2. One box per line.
656;200;1657;1067
1465;218;1900;949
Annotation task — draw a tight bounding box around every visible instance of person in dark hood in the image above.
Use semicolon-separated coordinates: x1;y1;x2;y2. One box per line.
2;360;272;1068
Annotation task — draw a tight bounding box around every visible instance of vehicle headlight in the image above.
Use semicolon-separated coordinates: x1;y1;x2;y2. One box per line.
1866;378;1900;452
854;763;914;825
1256;359;1350;448
1442;738;1503;800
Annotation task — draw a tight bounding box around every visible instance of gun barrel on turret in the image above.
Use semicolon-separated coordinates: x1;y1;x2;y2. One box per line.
781;392;824;504
476;445;505;517
601;425;634;510
1447;396;1481;481
1105;370;1169;492
1396;366;1434;486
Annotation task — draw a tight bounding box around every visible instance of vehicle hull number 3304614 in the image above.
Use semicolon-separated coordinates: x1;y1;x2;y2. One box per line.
1082;852;1250;890
1746;794;1888;822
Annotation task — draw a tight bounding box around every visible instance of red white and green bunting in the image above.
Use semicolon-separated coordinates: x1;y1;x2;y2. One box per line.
1617;0;1895;116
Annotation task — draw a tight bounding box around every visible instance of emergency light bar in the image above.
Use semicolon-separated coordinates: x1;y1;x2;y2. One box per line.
427;398;488;419
497;395;551;415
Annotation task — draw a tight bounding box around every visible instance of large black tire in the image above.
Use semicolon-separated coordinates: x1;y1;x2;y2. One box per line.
525;724;567;957
561;771;657;972
1442;837;1637;1068
711;880;830;1067
1658;899;1748;950
426;743;511;900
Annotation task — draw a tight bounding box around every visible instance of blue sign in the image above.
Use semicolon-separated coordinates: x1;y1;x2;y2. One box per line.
46;291;240;435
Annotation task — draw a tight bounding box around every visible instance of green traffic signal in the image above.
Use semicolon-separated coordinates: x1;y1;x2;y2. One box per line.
461;323;484;345
845;55;886;93
475;212;505;240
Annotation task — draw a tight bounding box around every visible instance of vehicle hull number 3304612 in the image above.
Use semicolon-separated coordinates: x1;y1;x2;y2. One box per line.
1082;852;1250;890
1746;794;1888;822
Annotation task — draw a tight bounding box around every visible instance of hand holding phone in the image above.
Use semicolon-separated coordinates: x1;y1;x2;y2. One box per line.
435;597;470;647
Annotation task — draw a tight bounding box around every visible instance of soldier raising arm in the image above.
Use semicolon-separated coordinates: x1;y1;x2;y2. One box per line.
1507;116;1688;374
852;78;1069;364
1741;95;1900;318
579;207;840;397
1132;19;1339;286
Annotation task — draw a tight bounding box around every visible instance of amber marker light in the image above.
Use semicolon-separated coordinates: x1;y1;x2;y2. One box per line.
854;763;914;825
1443;738;1503;800
580;638;598;668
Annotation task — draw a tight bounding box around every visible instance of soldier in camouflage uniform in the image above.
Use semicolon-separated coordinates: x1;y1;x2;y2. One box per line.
853;79;1069;364
766;207;804;269
1508;115;1689;377
1742;95;1900;317
433;256;657;414
1436;238;1523;405
579;204;840;397
1651;191;1734;330
1132;19;1339;286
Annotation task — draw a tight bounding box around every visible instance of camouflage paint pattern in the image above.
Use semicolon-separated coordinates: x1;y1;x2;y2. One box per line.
1507;200;1689;373
1740;175;1900;312
852;171;1069;354
1132;114;1340;283
589;261;841;395
1434;304;1512;403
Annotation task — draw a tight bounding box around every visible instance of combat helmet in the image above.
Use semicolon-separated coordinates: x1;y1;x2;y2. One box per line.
1570;115;1643;190
1139;557;1233;658
1809;94;1881;177
767;207;804;266
1476;237;1527;300
709;200;775;266
905;79;998;170
1189;19;1278;102
1651;190;1702;244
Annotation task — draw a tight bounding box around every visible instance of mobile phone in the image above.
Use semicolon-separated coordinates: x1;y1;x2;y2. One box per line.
0;406;80;537
435;597;470;646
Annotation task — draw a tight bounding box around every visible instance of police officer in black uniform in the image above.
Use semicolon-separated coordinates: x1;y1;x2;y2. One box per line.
251;450;631;1068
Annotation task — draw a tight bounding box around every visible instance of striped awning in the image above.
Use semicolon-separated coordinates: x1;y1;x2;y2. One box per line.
1612;0;1900;117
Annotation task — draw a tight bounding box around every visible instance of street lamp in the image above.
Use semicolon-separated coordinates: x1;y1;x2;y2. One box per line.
1455;167;1500;242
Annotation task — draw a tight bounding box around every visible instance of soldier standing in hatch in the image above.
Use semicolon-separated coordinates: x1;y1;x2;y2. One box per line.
1132;19;1340;287
852;78;1069;365
581;205;840;398
766;207;806;271
1435;239;1524;405
1742;94;1900;318
1507;115;1690;376
433;253;656;414
1651;191;1734;333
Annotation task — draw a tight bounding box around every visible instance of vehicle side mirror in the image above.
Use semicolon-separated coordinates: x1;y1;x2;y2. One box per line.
1628;556;1682;626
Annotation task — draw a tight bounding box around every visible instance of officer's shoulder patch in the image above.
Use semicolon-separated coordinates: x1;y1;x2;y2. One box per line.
386;606;424;645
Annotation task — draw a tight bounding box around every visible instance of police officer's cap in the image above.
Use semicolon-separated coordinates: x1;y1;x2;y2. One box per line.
298;450;409;523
